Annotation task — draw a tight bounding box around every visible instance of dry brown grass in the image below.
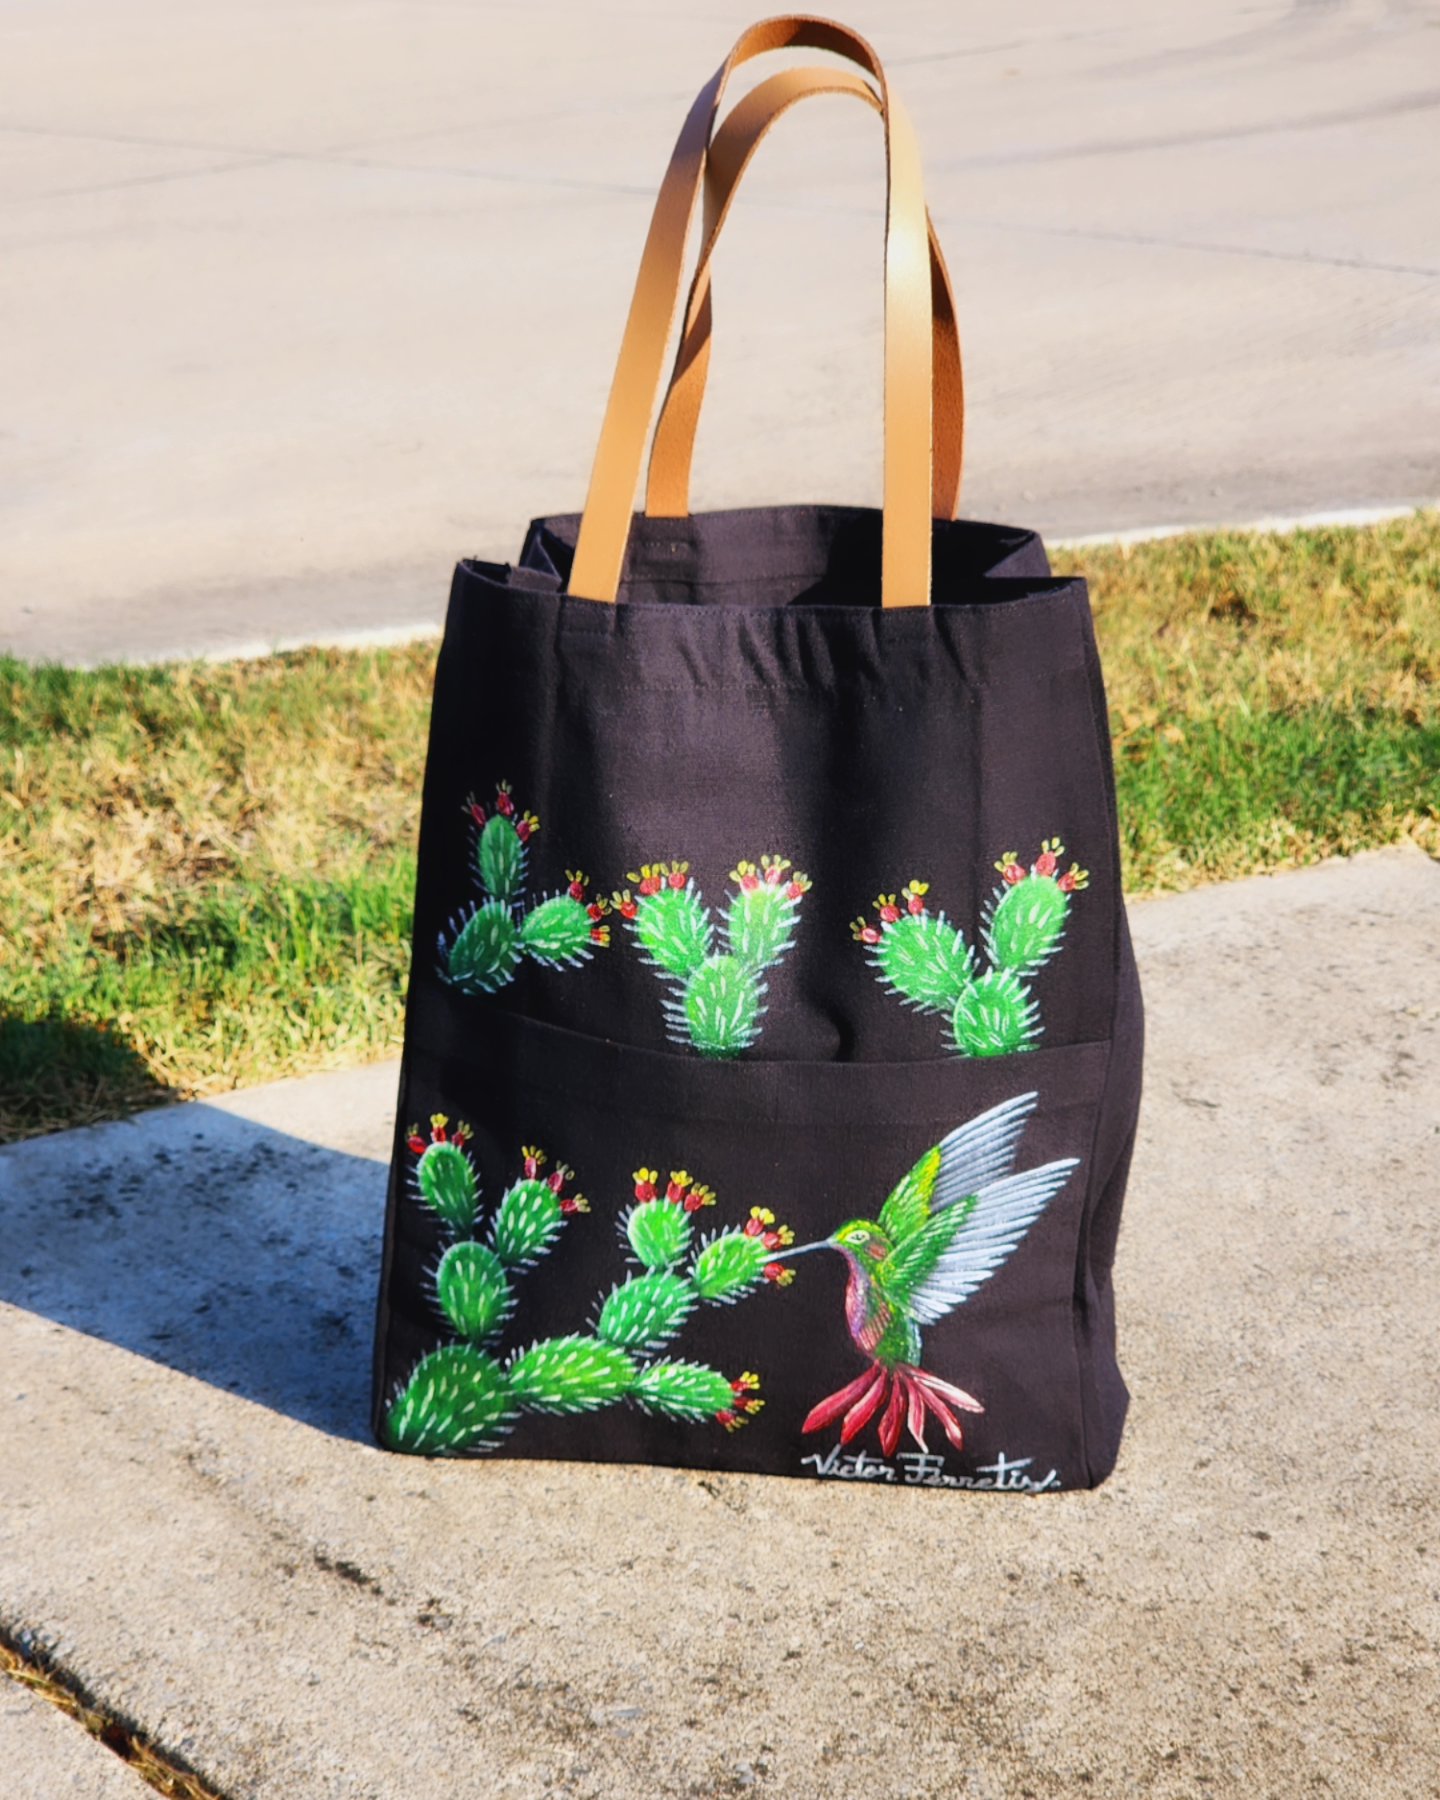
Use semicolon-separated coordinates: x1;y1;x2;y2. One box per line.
1;1631;226;1799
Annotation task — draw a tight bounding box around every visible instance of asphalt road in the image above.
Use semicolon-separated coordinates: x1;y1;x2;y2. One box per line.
2;0;1437;664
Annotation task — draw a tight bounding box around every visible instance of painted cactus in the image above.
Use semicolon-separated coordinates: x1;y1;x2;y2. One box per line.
437;782;610;994
613;856;811;1056
854;839;1088;1056
383;1127;792;1457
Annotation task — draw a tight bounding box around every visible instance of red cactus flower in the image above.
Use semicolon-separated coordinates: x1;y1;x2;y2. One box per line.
633;1167;658;1203
903;879;930;915
629;865;665;897
566;869;587;900
1034;850;1057;877
684;1182;717;1213
589;923;611;946
559;1192;589;1216
1058;862;1090;894
719;1373;765;1430
612;889;639;920
546;1162;573;1195
851;916;882;944
994;851;1025;885
516;811;539;842
731;859;761;892
875;893;902;924
413;1114;472;1155
760;854;791;886
665;860;690;890
464;794;486;826
494;784;514;817
521;1145;545;1178
764;1263;795;1286
665;1170;692;1205
743;1205;776;1239
786;872;811;901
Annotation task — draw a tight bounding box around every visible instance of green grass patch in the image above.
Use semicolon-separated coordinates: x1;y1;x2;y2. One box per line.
1052;510;1438;888
2;648;433;1140
2;514;1436;1141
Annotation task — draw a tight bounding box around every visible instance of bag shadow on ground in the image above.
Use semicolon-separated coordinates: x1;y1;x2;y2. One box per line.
0;1093;386;1442
0;1014;175;1144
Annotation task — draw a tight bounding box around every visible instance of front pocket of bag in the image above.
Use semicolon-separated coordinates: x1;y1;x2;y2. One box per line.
379;999;1112;1492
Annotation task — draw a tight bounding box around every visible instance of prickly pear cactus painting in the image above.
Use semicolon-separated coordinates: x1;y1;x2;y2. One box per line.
853;840;1088;1057
437;782;610;995
384;1120;796;1457
612;856;811;1057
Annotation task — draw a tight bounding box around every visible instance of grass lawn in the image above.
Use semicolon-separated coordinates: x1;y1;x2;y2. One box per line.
3;513;1436;1142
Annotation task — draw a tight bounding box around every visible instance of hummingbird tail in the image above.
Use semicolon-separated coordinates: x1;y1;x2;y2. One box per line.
801;1365;885;1439
803;1362;986;1457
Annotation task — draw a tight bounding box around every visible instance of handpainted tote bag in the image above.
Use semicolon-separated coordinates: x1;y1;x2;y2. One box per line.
371;15;1144;1494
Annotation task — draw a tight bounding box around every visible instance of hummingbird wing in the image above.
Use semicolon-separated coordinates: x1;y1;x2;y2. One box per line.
877;1091;1039;1246
884;1155;1081;1327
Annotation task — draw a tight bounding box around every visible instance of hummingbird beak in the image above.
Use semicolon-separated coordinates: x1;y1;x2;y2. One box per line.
763;1239;831;1264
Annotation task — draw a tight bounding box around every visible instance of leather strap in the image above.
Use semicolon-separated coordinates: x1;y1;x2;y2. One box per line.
568;16;935;608
646;65;963;523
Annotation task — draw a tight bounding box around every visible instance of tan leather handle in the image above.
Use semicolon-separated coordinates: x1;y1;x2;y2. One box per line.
568;16;934;609
646;66;963;523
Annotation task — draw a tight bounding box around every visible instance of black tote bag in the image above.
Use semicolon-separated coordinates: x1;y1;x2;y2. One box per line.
371;16;1144;1494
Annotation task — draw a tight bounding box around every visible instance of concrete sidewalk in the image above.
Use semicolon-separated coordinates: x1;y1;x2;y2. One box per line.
3;0;1438;664
3;1680;151;1800
2;846;1438;1798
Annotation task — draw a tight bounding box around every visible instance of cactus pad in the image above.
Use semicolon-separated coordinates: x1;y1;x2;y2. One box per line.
443;899;521;995
415;1138;480;1231
597;1270;697;1352
477;811;526;901
435;1240;513;1343
631;1360;737;1420
676;953;762;1057
626;1198;693;1270
491;1176;564;1268
724;879;799;968
633;881;713;977
874;911;974;1013
952;968;1040;1057
506;1335;638;1413
519;893;596;966
984;873;1071;976
384;1345;514;1455
691;1231;770;1303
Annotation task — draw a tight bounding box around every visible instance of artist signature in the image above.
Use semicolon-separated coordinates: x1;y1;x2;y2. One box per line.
799;1445;1061;1492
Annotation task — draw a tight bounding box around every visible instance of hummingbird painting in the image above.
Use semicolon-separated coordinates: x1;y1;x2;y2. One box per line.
780;1092;1080;1459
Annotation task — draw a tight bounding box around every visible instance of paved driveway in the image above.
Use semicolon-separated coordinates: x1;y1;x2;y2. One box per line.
2;0;1437;662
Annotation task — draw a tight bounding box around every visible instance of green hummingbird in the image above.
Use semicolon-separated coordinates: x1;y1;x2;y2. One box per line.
782;1092;1080;1458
